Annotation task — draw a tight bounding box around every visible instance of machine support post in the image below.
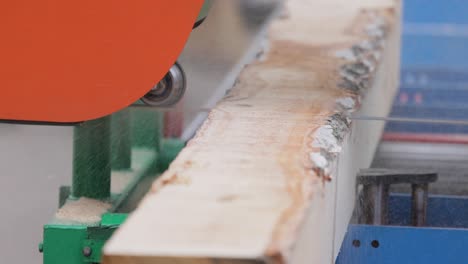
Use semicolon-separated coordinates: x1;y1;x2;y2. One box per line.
411;183;429;227
111;110;132;171
362;183;390;225
131;109;162;151
72;116;112;200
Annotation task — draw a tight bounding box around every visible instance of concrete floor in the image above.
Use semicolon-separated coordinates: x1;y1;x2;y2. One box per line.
0;1;278;263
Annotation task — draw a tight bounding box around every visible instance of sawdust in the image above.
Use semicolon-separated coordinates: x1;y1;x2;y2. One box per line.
336;11;391;98
311;125;342;153
336;97;356;111
309;153;328;171
55;198;111;224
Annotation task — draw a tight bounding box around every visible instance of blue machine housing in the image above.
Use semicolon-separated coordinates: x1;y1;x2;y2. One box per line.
386;0;468;134
336;194;468;264
337;2;468;263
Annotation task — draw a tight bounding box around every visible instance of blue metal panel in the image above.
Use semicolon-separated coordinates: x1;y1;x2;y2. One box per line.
403;35;468;69
388;194;468;228
404;0;468;24
337;194;468;263
402;68;468;84
385;69;468;134
386;0;468;134
336;225;468;264
402;0;468;69
385;121;468;134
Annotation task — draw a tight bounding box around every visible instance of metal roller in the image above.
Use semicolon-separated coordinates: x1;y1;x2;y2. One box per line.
141;63;187;108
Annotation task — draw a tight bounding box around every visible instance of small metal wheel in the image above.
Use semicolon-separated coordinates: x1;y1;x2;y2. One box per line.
193;17;206;29
141;62;187;108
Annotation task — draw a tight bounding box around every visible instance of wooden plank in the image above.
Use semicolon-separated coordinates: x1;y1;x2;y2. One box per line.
103;0;401;263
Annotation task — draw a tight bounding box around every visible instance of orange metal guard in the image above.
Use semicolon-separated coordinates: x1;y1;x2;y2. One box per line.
0;0;205;123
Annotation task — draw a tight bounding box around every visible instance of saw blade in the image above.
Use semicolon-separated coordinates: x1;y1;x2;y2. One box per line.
350;115;468;126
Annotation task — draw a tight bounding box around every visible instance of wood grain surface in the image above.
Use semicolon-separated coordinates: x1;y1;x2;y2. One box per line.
104;0;401;263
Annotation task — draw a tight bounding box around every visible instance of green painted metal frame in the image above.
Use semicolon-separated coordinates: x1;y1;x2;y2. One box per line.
42;214;128;264
41;108;185;264
72;117;112;200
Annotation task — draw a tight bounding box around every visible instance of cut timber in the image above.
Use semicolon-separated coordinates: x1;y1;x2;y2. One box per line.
104;0;401;263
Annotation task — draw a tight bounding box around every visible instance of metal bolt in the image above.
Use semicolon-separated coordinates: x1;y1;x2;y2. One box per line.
82;246;92;257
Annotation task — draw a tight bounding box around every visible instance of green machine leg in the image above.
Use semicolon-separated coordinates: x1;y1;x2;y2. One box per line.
41;109;184;264
72;116;112;200
111;110;132;171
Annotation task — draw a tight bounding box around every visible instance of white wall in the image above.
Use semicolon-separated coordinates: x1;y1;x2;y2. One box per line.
0;124;72;263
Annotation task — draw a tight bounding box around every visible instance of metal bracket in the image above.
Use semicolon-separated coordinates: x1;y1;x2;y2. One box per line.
357;168;438;226
41;109;185;264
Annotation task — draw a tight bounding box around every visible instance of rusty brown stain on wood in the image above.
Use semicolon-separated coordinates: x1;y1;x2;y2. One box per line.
261;8;398;261
149;158;197;194
103;1;401;263
217;194;239;203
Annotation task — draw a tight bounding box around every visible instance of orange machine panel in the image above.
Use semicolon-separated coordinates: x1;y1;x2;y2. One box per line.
0;0;204;123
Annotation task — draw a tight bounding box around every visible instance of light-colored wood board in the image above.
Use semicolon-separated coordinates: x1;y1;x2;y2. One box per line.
104;0;401;263
333;17;401;257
